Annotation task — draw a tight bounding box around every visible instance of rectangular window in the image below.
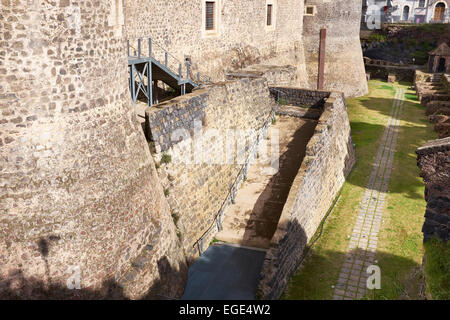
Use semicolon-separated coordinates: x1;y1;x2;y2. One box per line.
305;6;315;16
419;0;425;7
205;1;215;30
267;4;273;26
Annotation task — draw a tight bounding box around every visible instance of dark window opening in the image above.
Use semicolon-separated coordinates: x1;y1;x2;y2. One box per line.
437;58;446;72
402;6;410;21
267;4;273;26
419;0;425;7
206;1;215;31
306;6;314;15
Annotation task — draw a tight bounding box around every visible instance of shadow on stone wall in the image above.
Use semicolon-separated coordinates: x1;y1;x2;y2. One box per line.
0;256;187;300
240;119;318;247
258;218;309;299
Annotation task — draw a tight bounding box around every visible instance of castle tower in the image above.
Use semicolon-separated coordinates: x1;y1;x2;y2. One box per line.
303;0;368;97
0;0;185;298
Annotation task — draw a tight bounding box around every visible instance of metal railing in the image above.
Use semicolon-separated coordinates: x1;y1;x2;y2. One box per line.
191;88;286;256
127;37;211;87
269;87;290;105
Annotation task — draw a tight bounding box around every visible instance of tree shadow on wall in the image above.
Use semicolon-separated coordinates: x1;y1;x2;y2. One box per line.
0;256;187;300
239;119;318;248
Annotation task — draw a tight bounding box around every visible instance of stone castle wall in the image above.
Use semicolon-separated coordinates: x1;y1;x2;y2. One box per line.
145;77;276;258
0;0;186;299
258;91;356;299
1;0;365;299
416;137;450;243
124;0;309;86
303;0;368;97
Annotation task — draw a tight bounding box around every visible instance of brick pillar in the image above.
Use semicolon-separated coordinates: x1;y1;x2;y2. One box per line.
317;28;326;90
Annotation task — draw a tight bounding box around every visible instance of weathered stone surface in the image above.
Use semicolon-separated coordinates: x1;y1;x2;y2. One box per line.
276;105;321;120
416;138;450;242
124;0;310;87
0;0;186;299
426;101;450;116
415;70;450;139
145;77;276;259
227;65;299;87
365;65;416;82
1;0;368;299
435;122;450;139
269;86;330;108
258;91;356;299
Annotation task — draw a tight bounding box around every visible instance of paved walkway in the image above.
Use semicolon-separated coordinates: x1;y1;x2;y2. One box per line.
333;87;405;300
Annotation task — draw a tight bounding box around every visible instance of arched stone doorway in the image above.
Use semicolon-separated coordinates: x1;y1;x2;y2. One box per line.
402;6;410;21
434;2;446;22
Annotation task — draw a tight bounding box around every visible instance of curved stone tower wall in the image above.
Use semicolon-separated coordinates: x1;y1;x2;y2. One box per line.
0;0;185;298
303;0;368;97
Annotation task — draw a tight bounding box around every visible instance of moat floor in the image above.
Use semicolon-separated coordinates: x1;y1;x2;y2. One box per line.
181;244;266;300
216;116;317;249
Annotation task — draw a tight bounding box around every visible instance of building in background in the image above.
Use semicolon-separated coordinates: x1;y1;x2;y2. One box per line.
362;0;449;24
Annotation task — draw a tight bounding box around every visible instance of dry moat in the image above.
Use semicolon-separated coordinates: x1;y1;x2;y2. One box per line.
216;116;318;249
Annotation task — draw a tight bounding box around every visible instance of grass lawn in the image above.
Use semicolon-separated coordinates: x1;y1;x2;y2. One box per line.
282;79;437;300
423;238;450;300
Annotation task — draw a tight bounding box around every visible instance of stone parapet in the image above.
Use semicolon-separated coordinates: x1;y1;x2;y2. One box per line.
258;91;356;299
269;86;330;109
416;138;450;242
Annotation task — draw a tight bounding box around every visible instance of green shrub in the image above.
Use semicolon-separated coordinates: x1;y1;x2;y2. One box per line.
161;153;172;164
278;98;288;105
171;211;179;225
369;33;387;42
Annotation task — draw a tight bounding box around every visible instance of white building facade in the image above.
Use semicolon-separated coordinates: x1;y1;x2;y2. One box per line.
391;0;449;23
362;0;449;24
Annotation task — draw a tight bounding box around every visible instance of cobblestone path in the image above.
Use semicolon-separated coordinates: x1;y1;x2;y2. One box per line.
333;87;405;300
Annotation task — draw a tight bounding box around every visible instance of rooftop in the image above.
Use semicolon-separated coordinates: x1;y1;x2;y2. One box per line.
429;42;450;56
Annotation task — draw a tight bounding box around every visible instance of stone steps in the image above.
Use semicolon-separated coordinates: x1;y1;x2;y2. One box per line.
276;105;322;120
215;232;271;249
